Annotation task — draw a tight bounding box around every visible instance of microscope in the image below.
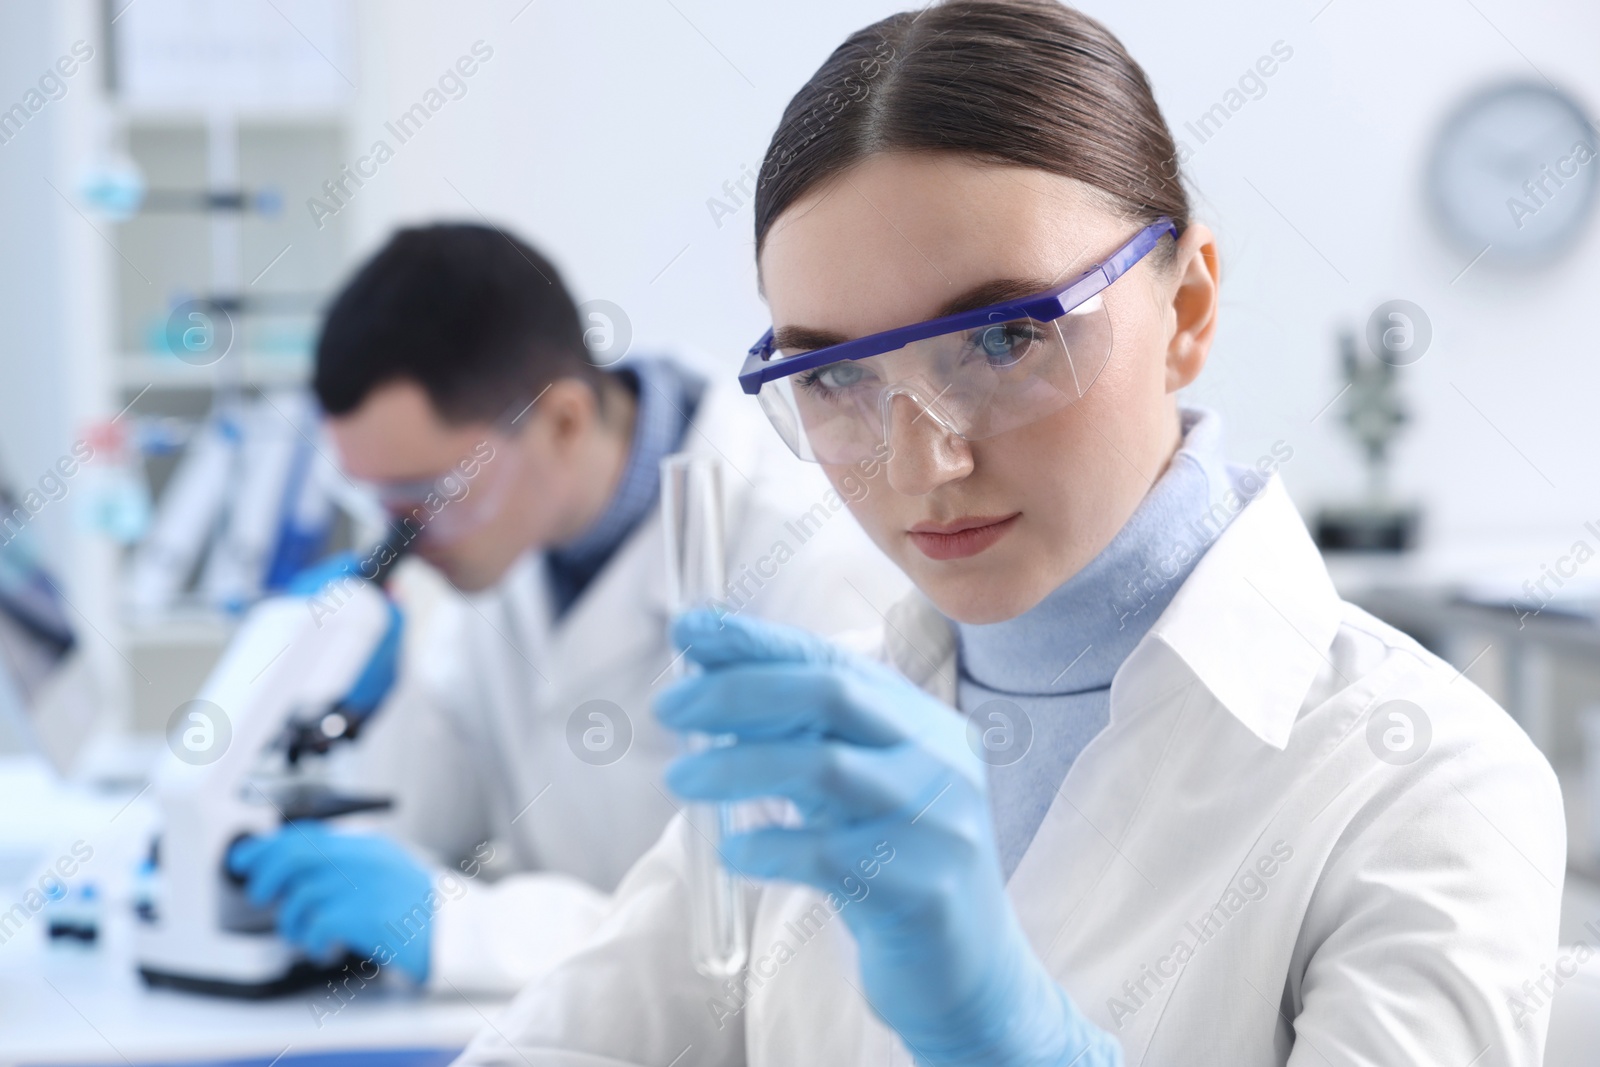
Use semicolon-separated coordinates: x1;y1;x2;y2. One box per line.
135;543;405;997
1313;329;1422;552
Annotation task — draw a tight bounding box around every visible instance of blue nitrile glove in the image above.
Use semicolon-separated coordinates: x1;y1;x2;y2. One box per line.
286;549;369;596
228;823;434;983
288;551;403;720
658;610;1121;1067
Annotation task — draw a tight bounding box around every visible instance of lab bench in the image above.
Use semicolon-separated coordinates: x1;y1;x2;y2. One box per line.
0;758;505;1067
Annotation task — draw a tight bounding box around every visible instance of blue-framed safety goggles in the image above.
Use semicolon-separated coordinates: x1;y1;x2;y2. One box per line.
738;217;1178;464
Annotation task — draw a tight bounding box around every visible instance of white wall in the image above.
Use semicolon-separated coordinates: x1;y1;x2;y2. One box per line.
333;0;1600;556
0;0;75;566
0;2;115;590
1125;0;1600;548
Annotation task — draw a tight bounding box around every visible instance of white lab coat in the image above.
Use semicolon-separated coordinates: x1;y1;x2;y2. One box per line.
453;473;1565;1065
345;379;911;994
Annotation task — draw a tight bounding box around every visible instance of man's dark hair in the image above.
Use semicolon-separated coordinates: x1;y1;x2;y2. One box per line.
314;223;602;424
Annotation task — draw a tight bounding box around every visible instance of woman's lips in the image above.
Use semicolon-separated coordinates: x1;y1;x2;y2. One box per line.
906;513;1020;561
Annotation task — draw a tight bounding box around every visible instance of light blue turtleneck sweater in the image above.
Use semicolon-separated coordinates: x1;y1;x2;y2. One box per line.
955;407;1261;879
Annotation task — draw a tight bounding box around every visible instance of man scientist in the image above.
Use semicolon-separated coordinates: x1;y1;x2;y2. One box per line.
227;222;907;993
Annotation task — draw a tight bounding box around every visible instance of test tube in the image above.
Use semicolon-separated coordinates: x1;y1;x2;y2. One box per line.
659;453;749;978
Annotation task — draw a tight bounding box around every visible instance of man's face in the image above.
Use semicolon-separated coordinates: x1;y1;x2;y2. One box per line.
327;380;541;591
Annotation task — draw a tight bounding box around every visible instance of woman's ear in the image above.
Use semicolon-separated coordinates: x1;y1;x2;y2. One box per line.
1163;222;1220;393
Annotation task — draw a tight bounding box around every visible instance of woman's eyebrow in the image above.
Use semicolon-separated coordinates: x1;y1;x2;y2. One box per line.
934;276;1058;317
771;276;1058;353
771;324;849;352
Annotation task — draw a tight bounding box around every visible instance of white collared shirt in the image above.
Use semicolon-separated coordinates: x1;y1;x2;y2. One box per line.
454;474;1565;1066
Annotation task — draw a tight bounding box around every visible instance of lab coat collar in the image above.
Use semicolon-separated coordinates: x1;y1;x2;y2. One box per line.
881;474;1341;750
1141;474;1341;749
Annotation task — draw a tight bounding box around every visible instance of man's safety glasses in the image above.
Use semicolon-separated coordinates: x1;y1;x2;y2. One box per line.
354;394;536;546
738;218;1178;464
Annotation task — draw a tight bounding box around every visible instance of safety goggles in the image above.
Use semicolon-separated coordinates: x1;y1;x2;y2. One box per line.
356;395;535;546
738;218;1177;464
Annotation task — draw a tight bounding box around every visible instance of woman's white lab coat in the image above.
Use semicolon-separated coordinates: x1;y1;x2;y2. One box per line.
452;474;1565;1065
340;379;910;993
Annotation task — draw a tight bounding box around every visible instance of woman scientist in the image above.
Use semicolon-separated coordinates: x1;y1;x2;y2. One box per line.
456;2;1563;1064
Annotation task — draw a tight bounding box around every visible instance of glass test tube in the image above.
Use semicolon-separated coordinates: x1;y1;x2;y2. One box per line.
659;453;749;978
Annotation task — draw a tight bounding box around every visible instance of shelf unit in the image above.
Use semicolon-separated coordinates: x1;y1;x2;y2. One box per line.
92;4;359;735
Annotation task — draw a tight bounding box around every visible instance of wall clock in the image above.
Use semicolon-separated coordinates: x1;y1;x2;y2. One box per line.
1427;80;1597;264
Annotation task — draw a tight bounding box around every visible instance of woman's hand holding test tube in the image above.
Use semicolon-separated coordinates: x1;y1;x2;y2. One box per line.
656;610;1122;1067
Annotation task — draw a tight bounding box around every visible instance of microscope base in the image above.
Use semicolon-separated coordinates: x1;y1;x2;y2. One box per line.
1314;503;1422;553
139;952;368;999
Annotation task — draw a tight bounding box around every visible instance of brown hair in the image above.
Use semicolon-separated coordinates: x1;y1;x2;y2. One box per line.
753;0;1189;265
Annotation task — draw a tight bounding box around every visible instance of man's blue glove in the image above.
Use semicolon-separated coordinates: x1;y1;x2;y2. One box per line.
657;610;1121;1067
228;823;434;984
286;549;371;595
288;550;403;720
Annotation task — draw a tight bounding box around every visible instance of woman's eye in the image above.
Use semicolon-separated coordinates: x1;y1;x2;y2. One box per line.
971;322;1040;365
813;361;868;389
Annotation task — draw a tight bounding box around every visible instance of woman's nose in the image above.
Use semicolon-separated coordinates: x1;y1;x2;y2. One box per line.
882;392;973;496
